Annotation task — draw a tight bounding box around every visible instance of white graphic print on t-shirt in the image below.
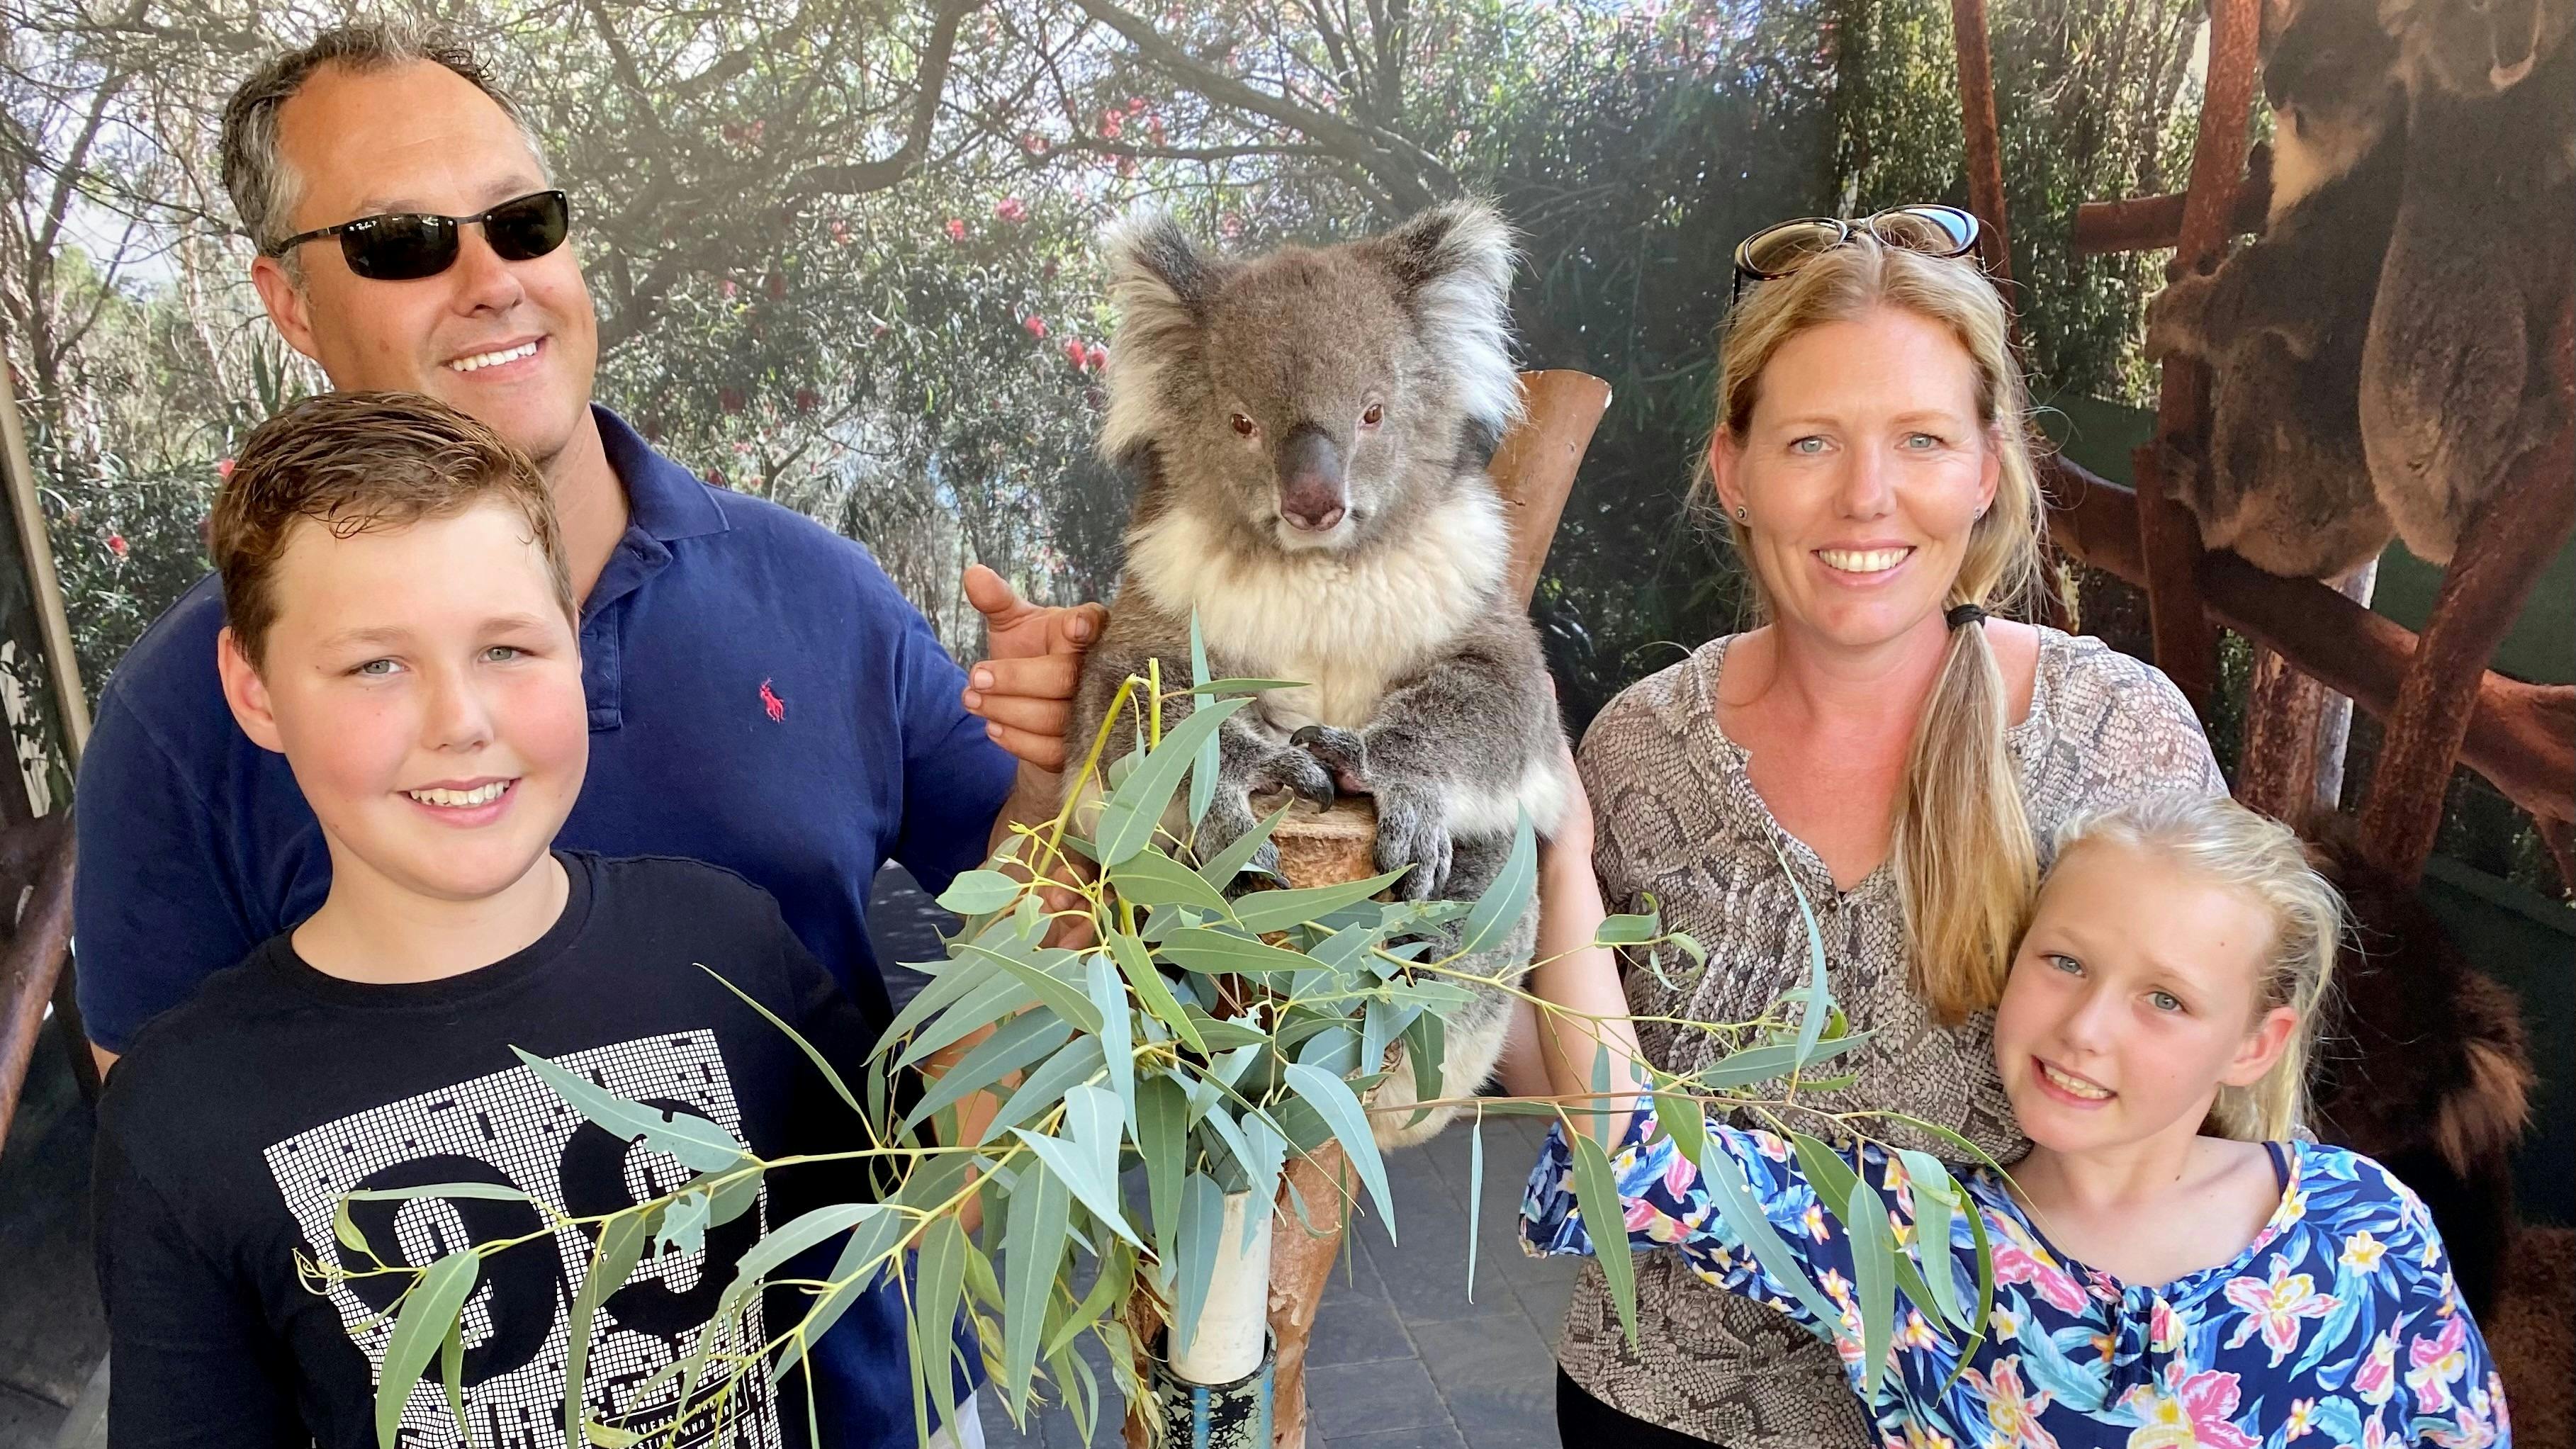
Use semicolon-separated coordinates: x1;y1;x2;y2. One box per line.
261;1033;780;1449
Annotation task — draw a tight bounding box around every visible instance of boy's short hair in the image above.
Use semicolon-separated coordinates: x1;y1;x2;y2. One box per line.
212;390;573;664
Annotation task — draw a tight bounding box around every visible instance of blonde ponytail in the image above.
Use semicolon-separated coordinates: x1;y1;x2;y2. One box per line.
1702;234;2046;1022
2054;794;2346;1141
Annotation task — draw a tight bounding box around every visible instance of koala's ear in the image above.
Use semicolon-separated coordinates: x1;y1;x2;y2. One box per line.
1378;198;1524;434
2375;0;2418;37
1380;199;1517;309
1103;211;1222;338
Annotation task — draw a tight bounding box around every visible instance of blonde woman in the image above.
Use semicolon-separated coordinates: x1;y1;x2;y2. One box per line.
1524;793;2504;1448
1519;210;2226;1448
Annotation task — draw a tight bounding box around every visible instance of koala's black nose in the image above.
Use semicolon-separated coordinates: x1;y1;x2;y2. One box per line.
1276;422;1348;532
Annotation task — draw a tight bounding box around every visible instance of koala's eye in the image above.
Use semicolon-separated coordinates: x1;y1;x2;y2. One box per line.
1361;402;1384;427
1231;413;1259;439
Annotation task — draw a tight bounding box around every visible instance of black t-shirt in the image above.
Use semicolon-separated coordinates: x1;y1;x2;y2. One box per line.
94;852;884;1449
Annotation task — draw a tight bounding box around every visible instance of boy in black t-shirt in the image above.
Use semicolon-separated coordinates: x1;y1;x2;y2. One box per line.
94;393;900;1449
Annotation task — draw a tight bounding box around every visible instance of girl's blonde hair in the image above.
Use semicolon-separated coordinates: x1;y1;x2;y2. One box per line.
1703;235;2045;1023
2052;794;2346;1141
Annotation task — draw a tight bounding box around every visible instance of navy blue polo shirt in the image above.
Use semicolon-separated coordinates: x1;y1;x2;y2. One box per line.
73;405;1011;1443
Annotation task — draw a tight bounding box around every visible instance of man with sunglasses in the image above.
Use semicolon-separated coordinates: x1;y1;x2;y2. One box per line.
72;21;1088;1448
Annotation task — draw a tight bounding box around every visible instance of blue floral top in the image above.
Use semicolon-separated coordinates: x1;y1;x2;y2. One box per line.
1522;1099;2507;1448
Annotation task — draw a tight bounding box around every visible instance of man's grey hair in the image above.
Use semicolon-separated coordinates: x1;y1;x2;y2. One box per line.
219;20;552;274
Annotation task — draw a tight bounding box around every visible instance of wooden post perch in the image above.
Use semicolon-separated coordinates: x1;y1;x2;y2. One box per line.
2137;0;2263;713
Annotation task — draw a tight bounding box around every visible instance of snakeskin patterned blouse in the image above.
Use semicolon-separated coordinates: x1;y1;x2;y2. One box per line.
1557;626;2227;1448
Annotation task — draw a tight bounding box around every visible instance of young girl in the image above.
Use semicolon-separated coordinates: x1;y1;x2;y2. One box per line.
1520;791;2507;1448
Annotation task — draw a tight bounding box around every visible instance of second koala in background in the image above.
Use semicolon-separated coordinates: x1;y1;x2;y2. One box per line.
2144;0;2402;581
1069;201;1573;1149
2361;0;2575;563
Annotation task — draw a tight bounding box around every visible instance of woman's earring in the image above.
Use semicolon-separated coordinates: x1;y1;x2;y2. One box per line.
1733;505;1748;522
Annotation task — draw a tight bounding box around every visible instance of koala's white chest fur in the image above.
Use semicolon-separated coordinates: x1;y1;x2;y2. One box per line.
1125;485;1511;733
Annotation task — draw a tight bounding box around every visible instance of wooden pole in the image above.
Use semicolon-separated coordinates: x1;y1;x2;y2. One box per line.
2042;456;2572;825
2235;561;2377;825
2356;306;2575;886
2138;0;2263;712
0;356;90;762
1948;0;2017;291
1490;371;1611;607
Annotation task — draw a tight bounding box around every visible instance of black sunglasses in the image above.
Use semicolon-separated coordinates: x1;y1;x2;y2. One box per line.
1730;204;1981;304
263;189;572;281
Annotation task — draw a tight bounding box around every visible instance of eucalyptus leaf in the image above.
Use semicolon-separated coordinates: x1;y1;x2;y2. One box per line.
1566;1128;1638;1347
1282;1063;1395;1235
1137;1074;1188;1269
721;1202;887;1313
773;1205;918;1386
342;1181;532;1206
1009;1088;1139;1246
1098;696;1252;864
1108;850;1236;913
904;1012;1075;1132
1108;932;1204;1052
1592;911;1663;947
1193;804;1290;889
909;1217;972;1447
566;1212;648;1445
376;1251;480;1449
1188;611;1220;826
702;966;866;1118
1846;1174;1897;1402
978;1036;1107;1146
1185;677;1304;694
1158;926;1312;979
1898;1150;1971;1331
1687;1032;1870;1090
891;971;1042;1069
1465;1116;1485;1304
1650;1090;1706;1172
1000;1156;1073;1417
656;1188;710;1257
952;943;1104;1037
1692;1142;1845;1331
1456;809;1537;959
512;1049;748;1174
1082;954;1137;1135
938;869;1027;915
1229;869;1411;935
1767;838;1833;1074
1171;1172;1225;1360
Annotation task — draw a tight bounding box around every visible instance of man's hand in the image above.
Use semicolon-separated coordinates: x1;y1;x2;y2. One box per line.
961;564;1106;772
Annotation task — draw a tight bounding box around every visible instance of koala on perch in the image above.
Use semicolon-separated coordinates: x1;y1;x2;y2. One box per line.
2143;0;2402;581
1068;201;1574;1149
2359;0;2575;564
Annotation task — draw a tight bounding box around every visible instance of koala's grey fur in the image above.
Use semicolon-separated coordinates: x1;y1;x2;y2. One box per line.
2358;0;2574;563
1069;201;1573;1149
2143;0;2402;581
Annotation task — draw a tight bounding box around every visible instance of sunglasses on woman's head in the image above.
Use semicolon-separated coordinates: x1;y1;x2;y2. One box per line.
1730;204;1981;304
262;190;572;282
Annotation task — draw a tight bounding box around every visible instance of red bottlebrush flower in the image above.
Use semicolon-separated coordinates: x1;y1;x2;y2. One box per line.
1064;337;1089;368
215;456;235;480
794;387;820;415
831;219;852;245
994;196;1029;223
1116;154;1138;179
1147;115;1166;147
719;387;746;415
944;218;968;243
1023;315;1048;339
1086;343;1109;371
1126;96;1148;114
106;532;129;560
1220;212;1246;240
1020;131;1047;154
707;466;729;489
721;278;738;300
1099;108;1124;140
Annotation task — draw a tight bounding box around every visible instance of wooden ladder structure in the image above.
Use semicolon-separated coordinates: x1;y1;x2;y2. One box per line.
1948;0;2575;891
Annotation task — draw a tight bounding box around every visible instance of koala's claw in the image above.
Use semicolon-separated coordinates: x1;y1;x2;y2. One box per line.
1373;787;1454;901
1246;745;1336;813
1289;725;1371;795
